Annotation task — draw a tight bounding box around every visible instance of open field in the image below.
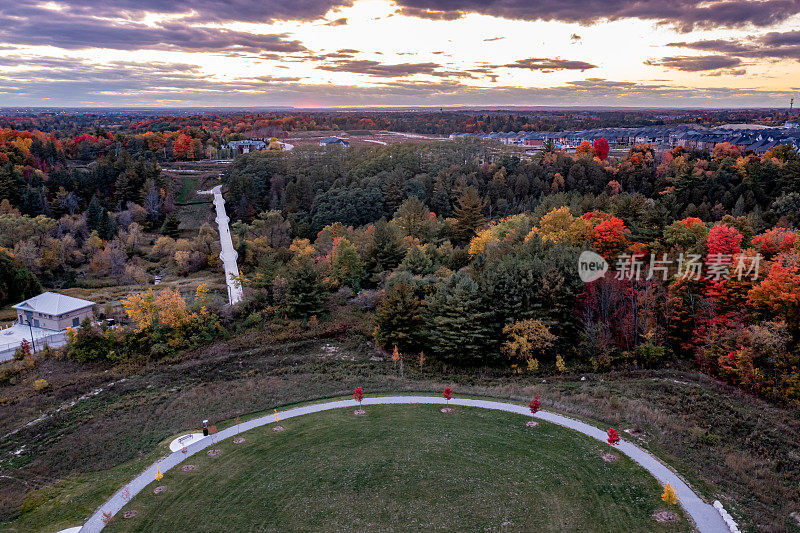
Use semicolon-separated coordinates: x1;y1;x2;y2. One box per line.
1;329;799;531
107;405;686;532
281;129;447;147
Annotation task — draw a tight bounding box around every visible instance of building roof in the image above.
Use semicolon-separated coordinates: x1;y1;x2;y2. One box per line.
12;292;95;315
320;136;348;144
226;140;266;147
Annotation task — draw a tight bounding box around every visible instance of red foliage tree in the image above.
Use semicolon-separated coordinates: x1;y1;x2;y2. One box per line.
353;386;365;410
18;338;32;358
593;138;610;160
591;217;629;260
529;395;541;415
707;224;743;257
752;228;798;258
607;427;620;448
443;386;453;406
748;260;800;331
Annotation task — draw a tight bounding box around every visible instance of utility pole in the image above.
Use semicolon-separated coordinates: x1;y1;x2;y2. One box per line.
24;310;36;353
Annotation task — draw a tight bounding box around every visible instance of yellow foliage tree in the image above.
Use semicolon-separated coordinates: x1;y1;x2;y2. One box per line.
501;319;556;365
555;354;566;373
661;482;678;509
195;283;209;303
122;289;158;332
526;206;589;245
156;288;195;329
122;288;195;332
468;226;495;257
289;238;315;258
468;214;532;257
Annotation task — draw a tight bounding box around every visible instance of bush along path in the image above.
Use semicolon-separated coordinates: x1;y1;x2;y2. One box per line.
76;395;729;533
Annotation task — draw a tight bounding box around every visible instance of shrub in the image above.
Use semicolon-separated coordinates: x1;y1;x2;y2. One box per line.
33;378;49;391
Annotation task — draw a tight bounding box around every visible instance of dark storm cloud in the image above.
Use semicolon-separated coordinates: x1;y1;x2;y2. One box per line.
390;0;800;31
644;55;743;72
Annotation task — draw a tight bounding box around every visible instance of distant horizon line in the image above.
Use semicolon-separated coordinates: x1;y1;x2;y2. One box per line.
1;105;796;112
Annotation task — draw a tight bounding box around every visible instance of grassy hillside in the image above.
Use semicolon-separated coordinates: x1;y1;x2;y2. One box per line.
1;330;798;531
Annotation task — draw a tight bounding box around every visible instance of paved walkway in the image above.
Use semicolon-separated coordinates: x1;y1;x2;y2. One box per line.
197;185;243;305
168;433;204;452
77;396;728;532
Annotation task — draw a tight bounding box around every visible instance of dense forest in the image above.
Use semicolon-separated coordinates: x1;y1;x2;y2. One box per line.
1;113;800;403
2;108;797;147
219;138;800;401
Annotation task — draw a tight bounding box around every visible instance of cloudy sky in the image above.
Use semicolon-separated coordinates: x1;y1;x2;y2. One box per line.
1;0;799;107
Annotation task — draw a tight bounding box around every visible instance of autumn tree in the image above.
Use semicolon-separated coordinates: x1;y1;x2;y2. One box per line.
501;319;556;367
529;395;541;415
575;140;593;156
661;482;679;510
590;217;629;260
122;289;158;332
748;260;800;332
443;386;453;406
593;138;610;160
155;288;195;329
606;427;620;451
526;206;588;246
353;386;365;412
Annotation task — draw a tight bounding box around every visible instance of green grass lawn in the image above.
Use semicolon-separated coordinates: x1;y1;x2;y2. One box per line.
107;405;686;532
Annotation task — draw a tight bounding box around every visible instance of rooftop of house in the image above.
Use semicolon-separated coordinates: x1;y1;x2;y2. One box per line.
12;292;95;316
226;139;266;146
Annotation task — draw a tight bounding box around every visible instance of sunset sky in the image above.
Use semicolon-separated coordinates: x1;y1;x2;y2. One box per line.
1;0;799;107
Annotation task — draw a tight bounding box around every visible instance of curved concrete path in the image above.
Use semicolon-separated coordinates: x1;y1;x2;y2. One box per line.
77;396;728;532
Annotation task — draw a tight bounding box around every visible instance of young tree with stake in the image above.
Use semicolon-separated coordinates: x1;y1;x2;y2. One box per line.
607;427;620;451
353;386;365;414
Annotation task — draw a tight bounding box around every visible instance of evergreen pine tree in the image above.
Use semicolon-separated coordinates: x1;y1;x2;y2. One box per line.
399;245;435;276
367;219;406;275
375;281;424;354
86;195;104;231
98;209;117;240
0;163;24;207
426;270;493;365
451;187;485;245
330;238;366;290
286;256;326;320
160;213;181;238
